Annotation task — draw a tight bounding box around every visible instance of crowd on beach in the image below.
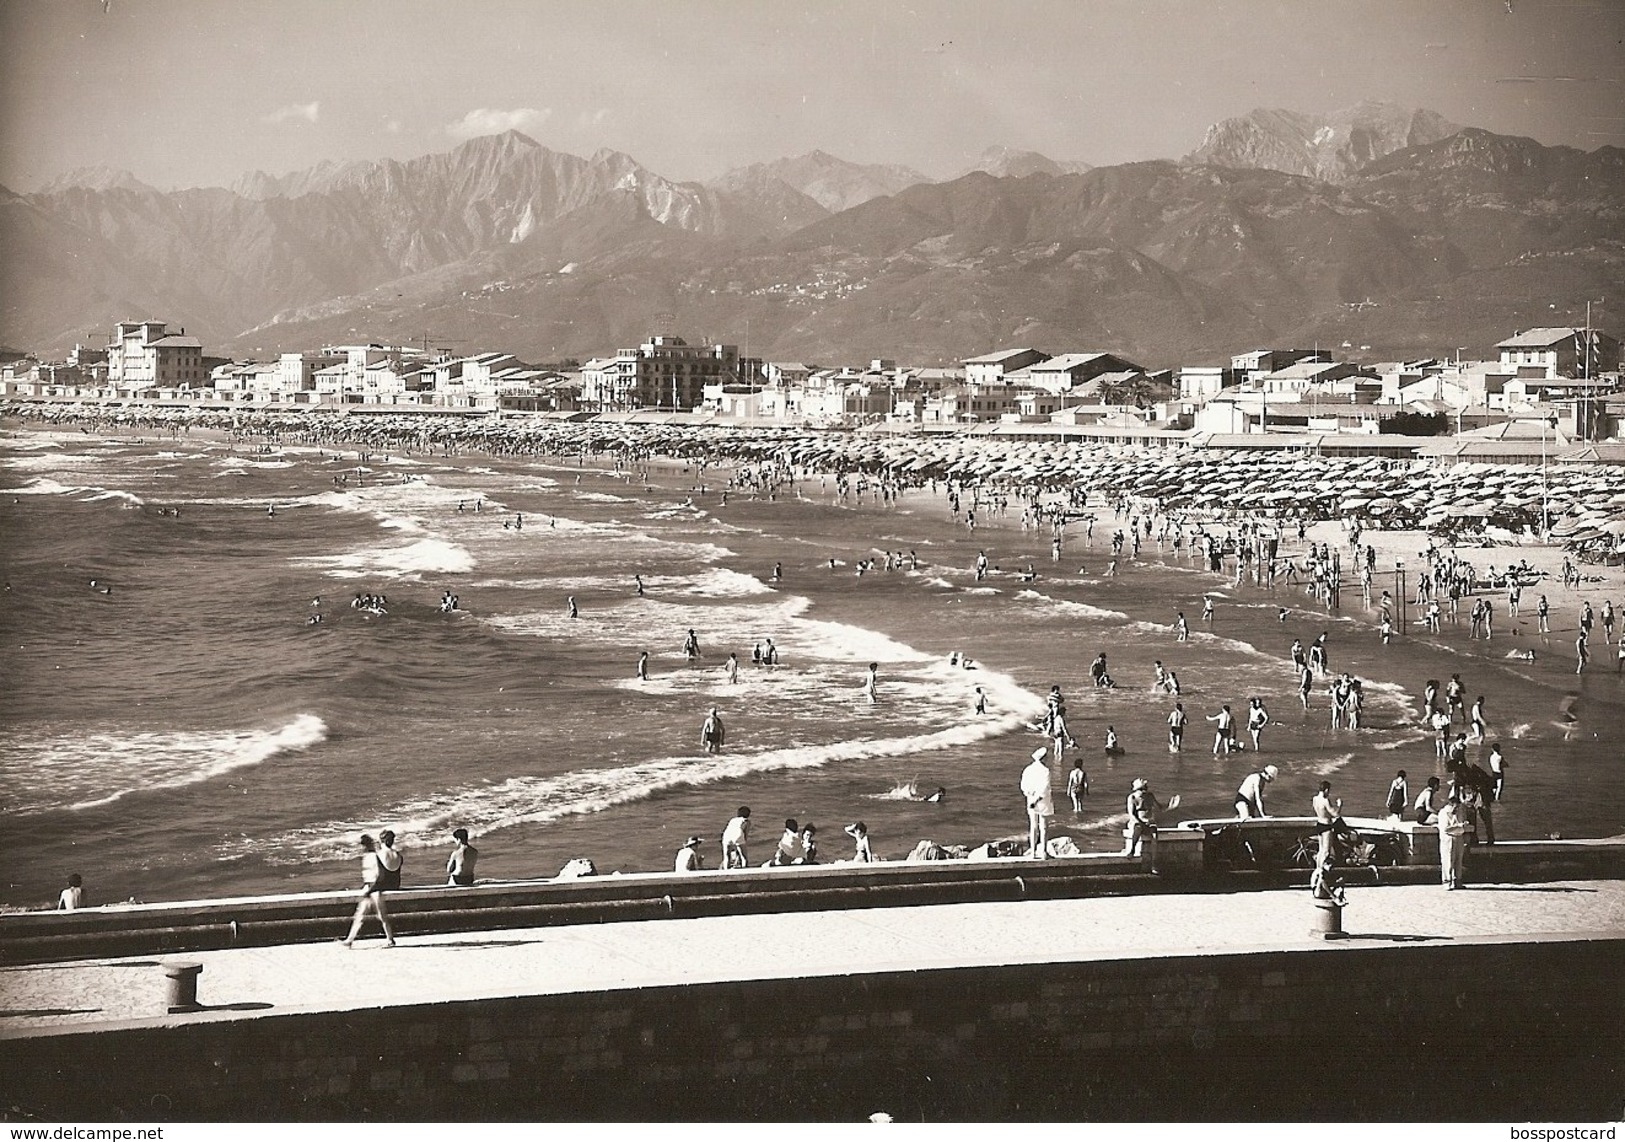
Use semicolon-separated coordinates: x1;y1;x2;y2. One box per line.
14;402;1625;924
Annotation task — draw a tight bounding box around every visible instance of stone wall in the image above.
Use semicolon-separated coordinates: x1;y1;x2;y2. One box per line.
5;933;1619;1122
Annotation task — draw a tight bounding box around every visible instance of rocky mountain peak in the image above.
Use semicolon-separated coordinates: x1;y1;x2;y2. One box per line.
37;165;157;196
1185;101;1462;182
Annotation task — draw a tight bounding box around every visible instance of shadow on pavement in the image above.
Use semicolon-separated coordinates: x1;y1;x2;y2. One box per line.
1468;885;1595;893
0;1008;102;1018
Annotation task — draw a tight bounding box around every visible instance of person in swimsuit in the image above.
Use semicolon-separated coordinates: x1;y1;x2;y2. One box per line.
701;707;725;753
1234;765;1278;819
341;834;397;948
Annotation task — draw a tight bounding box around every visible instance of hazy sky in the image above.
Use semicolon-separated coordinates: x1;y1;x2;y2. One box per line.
2;0;1621;191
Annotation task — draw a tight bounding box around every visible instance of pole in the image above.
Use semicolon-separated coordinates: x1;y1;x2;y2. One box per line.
1397;563;1407;635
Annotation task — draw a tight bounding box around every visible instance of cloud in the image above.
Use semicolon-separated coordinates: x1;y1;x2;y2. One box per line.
263;101;320;125
446;107;550;140
575;108;610;129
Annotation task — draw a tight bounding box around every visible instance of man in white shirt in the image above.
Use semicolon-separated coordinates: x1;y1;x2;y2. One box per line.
1021;747;1053;859
674;836;705;873
721;808;751;868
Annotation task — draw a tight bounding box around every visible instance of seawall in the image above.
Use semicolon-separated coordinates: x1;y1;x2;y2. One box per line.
4;928;1620;1121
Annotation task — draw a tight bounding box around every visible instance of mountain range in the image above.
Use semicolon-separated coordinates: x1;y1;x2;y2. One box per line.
1;102;1618;368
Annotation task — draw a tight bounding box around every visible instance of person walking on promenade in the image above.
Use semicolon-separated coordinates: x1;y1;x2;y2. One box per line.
341;834;397;948
721;807;751;869
445;828;479;886
1021;747;1053;858
701;707;725;753
1437;794;1472;890
1122;778;1165;859
1234;764;1278;820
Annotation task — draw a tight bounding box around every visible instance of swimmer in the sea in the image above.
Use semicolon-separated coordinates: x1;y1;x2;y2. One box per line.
1104;726;1122;755
567;596;578;619
925;787;946;804
637;651;649;680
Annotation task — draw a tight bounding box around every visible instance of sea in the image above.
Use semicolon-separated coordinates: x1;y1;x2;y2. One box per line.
3;423;1622;909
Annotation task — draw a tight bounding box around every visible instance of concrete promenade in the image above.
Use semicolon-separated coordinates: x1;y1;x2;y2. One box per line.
5;877;1623;1034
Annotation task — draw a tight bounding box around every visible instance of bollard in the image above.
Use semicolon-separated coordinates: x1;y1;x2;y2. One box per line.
163;961;204;1013
1311;899;1344;940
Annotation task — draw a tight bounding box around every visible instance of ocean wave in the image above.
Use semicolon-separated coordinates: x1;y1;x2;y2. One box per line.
7;477;89;496
1304;752;1358;778
253;707;1041;865
686;569;773;597
83;488;146;508
1014;589;1129;622
1;713;328;814
573;491;632;504
2;451;106;472
292;537;476;579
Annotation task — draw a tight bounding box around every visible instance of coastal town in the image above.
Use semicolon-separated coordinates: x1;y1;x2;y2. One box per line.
7;0;1625;1126
5;318;1622;462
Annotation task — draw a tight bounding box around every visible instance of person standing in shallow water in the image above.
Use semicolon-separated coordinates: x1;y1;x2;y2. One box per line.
701;707;725;753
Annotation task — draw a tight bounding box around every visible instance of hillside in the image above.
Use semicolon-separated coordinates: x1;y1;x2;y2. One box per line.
3;114;1620;366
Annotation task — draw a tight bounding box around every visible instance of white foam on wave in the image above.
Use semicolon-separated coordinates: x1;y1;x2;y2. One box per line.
8;477;88;496
2;451;106;472
920;576;955;589
256;701;1044;865
83;488;146;508
686;568;773;597
293;537;475;579
1304;751;1358;778
574;491;631;504
485;593;811;649
1014;589;1130;622
2;713;328;814
7;477;148;507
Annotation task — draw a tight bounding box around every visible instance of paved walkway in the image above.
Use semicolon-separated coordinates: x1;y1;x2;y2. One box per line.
4;880;1623;1034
